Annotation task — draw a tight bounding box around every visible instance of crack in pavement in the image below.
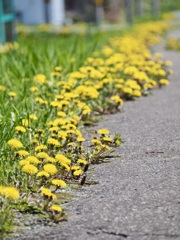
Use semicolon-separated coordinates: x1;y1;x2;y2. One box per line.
133;233;180;238
86;227;180;239
86;227;128;238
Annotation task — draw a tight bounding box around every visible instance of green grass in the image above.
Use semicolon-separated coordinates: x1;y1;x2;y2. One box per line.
161;0;180;12
1;30;123;80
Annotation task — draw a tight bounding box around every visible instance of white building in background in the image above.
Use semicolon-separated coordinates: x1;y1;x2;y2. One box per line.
15;0;65;26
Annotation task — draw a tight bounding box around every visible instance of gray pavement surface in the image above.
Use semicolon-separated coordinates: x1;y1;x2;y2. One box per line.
12;13;180;240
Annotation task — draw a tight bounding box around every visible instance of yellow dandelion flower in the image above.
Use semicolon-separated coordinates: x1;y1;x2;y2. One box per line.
95;145;101;151
168;69;173;75
102;144;110;150
50;101;59;107
64;124;77;130
22;164;38;175
57;111;66;117
46;157;56;163
0;85;6;91
50;135;57;141
133;90;142;97
115;139;121;146
66;129;76;135
60;163;70;172
3;187;19;201
22;119;29;127
41;187;52;197
97;128;110;135
37;129;44;134
29;114;38;120
55;66;62;72
37;171;50;178
30;86;39;92
111;95;124;105
73;169;83;176
51;72;61;77
34;74;46;84
50;193;57;200
53;118;66;126
75;129;83;138
82;106;91;115
0;186;4;195
47;138;60;147
55;154;71;165
69;118;78;125
15;150;29;157
68;142;78;147
26;156;41;164
103;137;112;142
49;126;59;132
50;205;62;212
8;139;23;149
123;87;133;94
35;145;47;152
19;159;30;166
43;164;58;175
31;139;39;145
15;126;26;133
58;131;67;140
158;69;166;76
91;139;102;145
115;83;123;89
150;80;157;86
71;166;81;171
144;83;152;89
55;94;64;100
51;179;66;187
35;97;48;105
77;137;85;142
8;91;16;97
37;152;49;159
77;159;88;165
159;79;170;85
58;100;69;107
73;115;80;121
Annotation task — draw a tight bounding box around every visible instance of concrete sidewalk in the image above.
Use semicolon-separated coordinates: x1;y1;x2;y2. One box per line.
14;14;180;240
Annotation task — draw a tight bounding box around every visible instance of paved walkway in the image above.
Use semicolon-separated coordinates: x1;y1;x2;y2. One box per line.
15;13;180;240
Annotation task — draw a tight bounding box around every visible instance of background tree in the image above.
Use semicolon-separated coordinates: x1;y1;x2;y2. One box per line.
134;0;143;16
94;0;104;24
125;0;134;24
104;0;123;23
151;0;160;17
